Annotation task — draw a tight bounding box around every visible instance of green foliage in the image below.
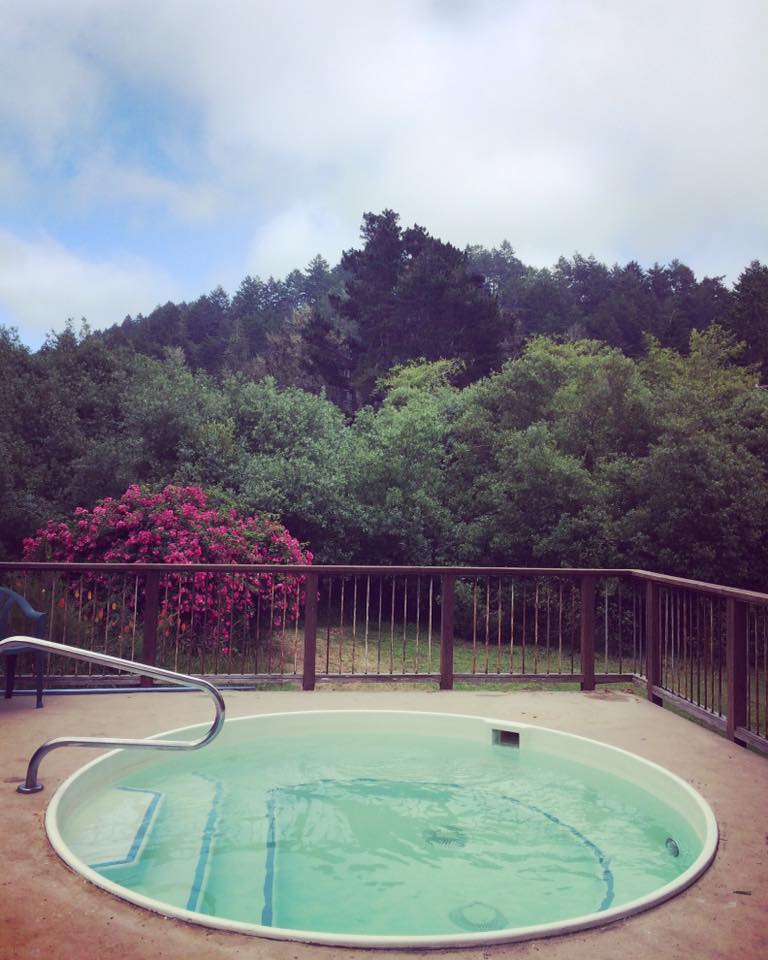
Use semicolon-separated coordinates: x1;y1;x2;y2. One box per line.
724;260;768;380
335;210;502;402
348;360;460;563
3;211;768;591
444;332;768;585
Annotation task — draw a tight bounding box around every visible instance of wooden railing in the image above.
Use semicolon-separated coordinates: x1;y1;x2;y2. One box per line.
1;562;766;753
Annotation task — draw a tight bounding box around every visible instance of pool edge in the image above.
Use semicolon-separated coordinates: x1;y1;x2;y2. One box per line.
44;709;720;950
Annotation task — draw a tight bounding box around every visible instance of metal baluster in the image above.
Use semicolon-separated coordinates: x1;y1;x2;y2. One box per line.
173;577;183;673
255;591;262;675
325;579;332;675
118;576;127;663
471;578;478;675
415;575;421;675
747;606;757;730
571;583;576;674
279;591;287;677
377;577;383;675
496;578;503;674
484;577;490;675
558;581;564;675
389;578;395;675
428;577;434;673
242;575;251;676
364;575;371;675
351;577;358;676
521;582;527;674
617;581;623;676
545;581;551;675
339;577;345;674
763;607;768;737
87;583;97;676
292;576;300;675
683;593;693;701
717;600;723;715
603;580;609;675
402;577;408;675
509;580;515;674
230;573;239;677
660;590;669;688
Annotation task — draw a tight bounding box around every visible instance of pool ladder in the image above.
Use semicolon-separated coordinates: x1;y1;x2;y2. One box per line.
0;636;226;794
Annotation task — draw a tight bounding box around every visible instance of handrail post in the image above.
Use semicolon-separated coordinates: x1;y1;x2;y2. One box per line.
580;575;596;691
439;574;455;690
726;598;748;743
0;636;226;794
645;580;662;704
141;571;160;686
302;573;318;691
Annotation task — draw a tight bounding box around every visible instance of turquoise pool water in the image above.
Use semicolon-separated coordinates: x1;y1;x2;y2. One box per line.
51;712;710;944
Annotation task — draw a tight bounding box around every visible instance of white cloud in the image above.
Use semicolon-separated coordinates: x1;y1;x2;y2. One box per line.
0;153;27;204
0;4;106;161
70;151;223;224
247;207;350;279
0;229;178;347
0;0;766;345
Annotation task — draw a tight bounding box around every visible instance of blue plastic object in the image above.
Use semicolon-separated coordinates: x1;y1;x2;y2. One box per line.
0;587;48;708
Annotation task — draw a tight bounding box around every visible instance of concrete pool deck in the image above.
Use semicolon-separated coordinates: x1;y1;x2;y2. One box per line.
1;686;766;960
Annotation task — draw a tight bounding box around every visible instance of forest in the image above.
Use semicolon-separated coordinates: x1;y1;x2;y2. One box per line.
2;210;767;589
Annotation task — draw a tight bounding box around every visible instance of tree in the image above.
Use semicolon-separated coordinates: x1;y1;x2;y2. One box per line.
0;326;48;557
622;327;768;586
445;340;637;566
726;260;768;380
349;360;461;563
184;287;231;373
220;376;363;561
334;211;502;401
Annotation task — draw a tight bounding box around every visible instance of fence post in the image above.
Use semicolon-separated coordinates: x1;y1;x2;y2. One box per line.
302;573;319;691
440;573;455;690
645;580;662;704
141;571;159;686
580;575;596;691
726;598;748;743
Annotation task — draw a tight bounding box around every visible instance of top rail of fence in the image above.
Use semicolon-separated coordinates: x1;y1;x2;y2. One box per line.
626;569;768;606
3;561;767;605
0;561;630;576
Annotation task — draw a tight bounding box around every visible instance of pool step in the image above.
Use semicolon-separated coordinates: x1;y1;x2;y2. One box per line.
93;774;222;913
80;786;163;869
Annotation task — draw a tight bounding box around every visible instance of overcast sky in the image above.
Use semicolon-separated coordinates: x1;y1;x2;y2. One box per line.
1;0;766;348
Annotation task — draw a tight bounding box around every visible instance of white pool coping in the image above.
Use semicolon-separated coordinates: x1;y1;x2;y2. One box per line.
45;710;719;949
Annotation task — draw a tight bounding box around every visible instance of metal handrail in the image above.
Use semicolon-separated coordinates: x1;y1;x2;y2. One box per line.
0;636;226;794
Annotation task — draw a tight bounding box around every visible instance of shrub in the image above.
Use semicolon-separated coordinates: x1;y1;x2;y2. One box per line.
23;484;312;649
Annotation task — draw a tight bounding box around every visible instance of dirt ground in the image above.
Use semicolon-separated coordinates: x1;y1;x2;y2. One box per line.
1;686;766;960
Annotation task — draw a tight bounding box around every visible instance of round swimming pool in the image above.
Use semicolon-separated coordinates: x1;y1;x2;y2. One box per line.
47;711;717;948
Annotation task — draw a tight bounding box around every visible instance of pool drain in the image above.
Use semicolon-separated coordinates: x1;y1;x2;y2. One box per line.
665;837;680;857
449;901;508;932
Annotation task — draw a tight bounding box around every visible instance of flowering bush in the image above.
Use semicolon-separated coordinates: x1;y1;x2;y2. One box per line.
23;485;312;648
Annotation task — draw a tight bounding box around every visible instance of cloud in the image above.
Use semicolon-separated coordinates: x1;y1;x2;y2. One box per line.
0;0;766;346
247;207;351;279
0;4;106;161
69;151;223;224
0;229;179;347
0;153;27;205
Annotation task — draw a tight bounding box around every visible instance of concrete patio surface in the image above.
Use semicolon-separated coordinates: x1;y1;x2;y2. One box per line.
1;686;766;960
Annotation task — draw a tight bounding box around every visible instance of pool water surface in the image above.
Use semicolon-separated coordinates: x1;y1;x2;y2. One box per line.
48;711;717;947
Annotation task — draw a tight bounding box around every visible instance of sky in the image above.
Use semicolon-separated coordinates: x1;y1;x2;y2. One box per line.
0;0;766;349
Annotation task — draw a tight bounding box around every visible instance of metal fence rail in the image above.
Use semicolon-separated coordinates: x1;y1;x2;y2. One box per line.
1;561;766;754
